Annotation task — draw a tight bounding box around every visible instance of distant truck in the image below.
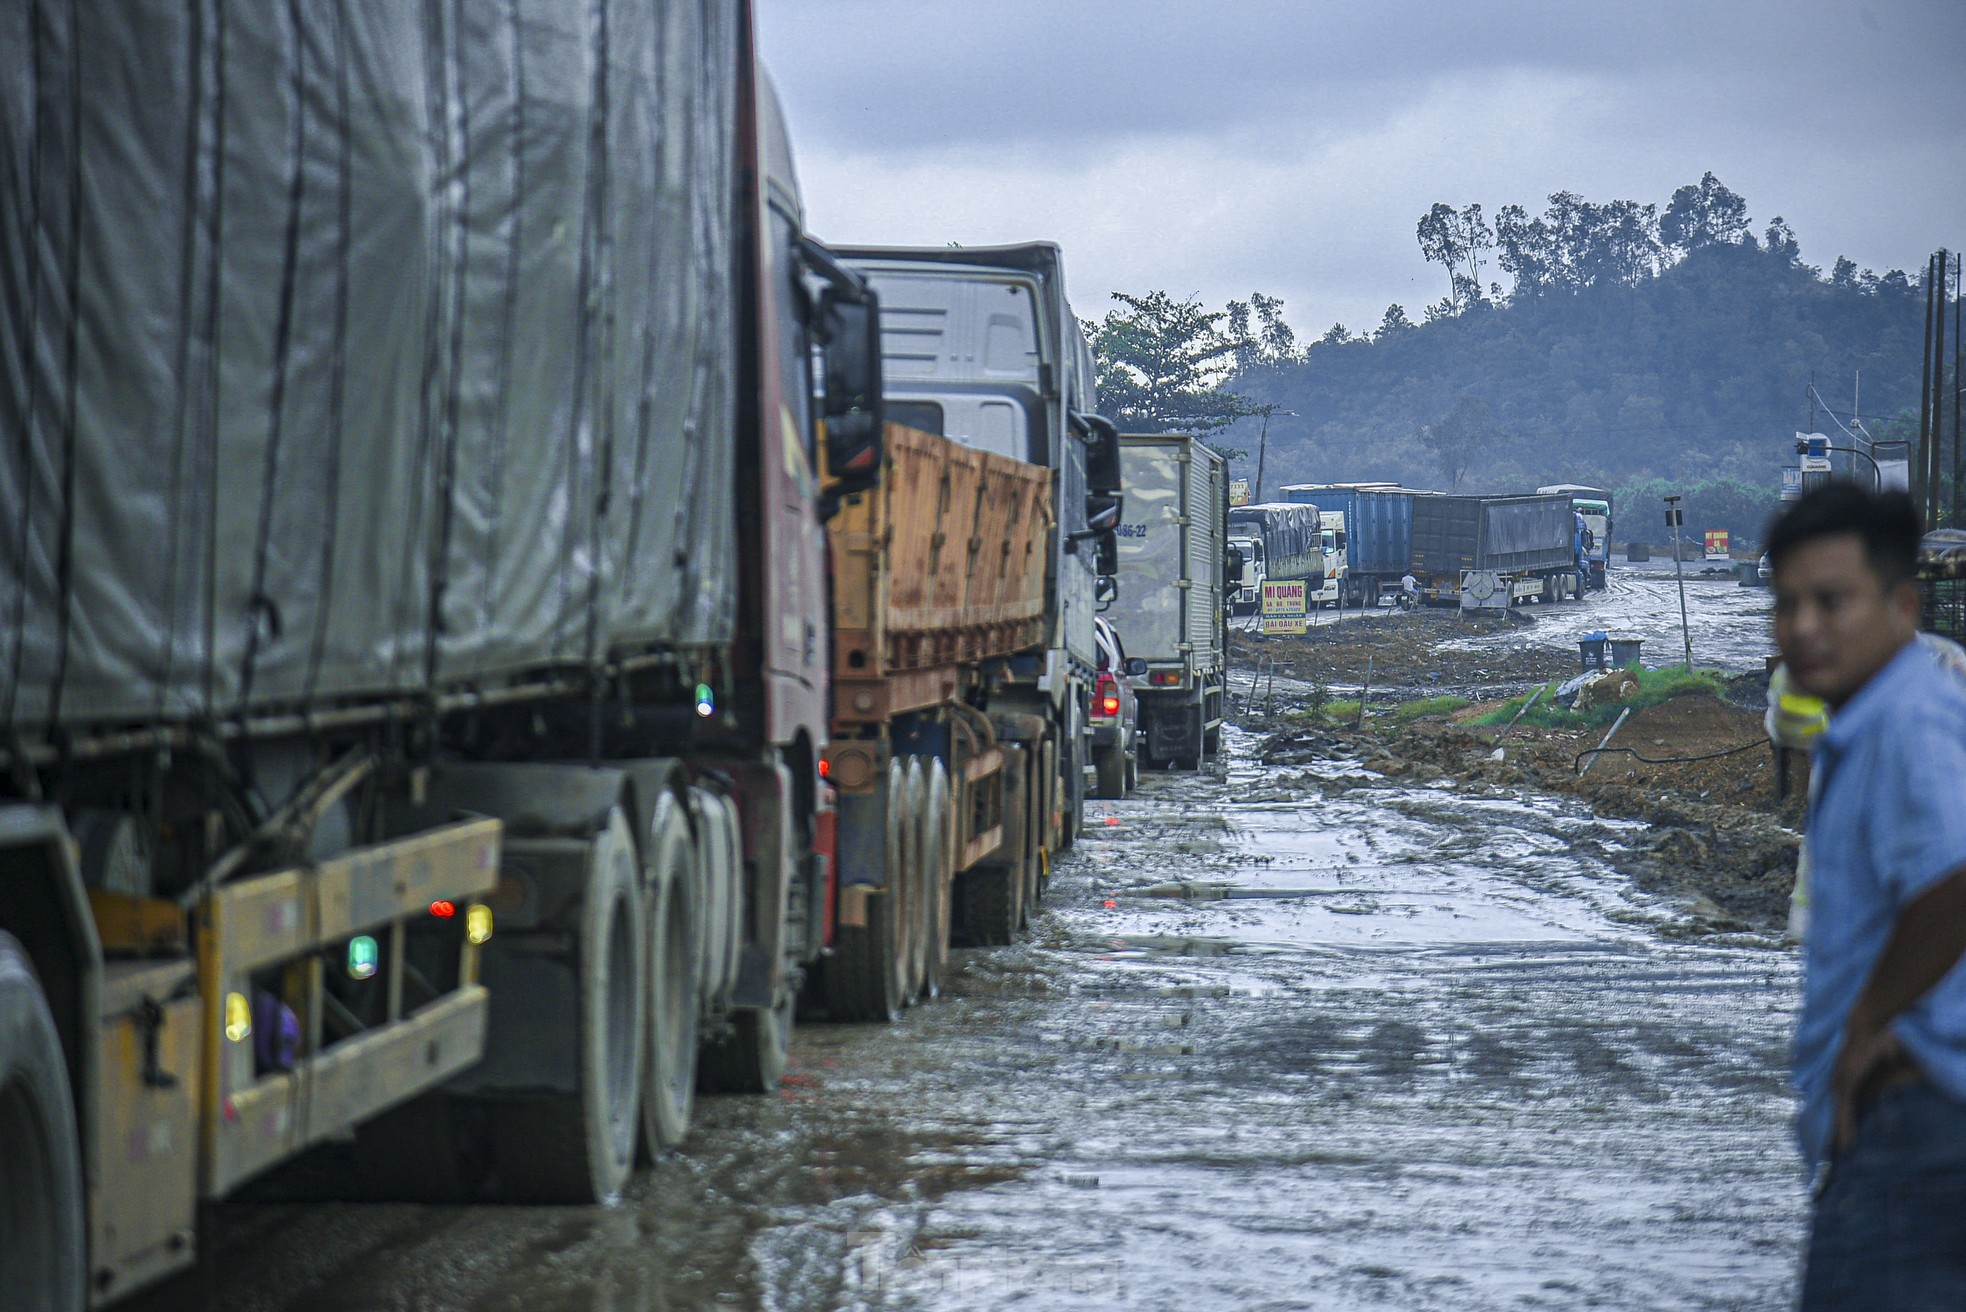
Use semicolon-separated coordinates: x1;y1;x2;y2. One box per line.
1279;483;1417;607
838;242;1118;854
1410;493;1580;608
1538;484;1614;590
1227;503;1324;617
1314;511;1351;608
1110;435;1230;769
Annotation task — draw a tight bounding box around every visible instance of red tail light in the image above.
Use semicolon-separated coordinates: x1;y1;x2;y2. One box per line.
1094;673;1118;718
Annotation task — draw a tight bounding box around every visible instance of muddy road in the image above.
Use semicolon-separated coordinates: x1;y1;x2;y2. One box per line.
135;724;1806;1312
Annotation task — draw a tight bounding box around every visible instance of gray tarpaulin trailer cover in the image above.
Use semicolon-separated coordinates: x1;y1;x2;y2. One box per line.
1;1;742;732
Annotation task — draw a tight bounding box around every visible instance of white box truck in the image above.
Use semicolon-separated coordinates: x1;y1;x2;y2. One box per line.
1108;435;1229;769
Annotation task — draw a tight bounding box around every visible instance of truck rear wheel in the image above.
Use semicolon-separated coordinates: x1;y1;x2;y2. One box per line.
918;759;952;999
697;991;793;1093
0;932;84;1312
824;767;914;1022
1093;744;1125;799
900;759;930;1002
639;794;699;1156
486;809;645;1203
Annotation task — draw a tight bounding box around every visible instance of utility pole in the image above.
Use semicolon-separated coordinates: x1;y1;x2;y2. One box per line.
1250;404;1295;503
1665;494;1692;669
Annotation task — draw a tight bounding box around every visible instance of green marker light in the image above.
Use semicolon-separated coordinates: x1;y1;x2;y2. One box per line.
348;935;379;981
694;683;716;718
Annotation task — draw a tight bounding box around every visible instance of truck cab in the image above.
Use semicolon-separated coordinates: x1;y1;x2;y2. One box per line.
1313;512;1349;608
1228;534;1266;615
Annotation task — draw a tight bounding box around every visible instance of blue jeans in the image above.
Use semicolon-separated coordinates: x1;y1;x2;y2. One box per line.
1802;1081;1966;1310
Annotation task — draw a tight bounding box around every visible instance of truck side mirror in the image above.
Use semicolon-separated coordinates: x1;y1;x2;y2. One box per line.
818;294;883;499
802;235;884;512
1094;576;1119;608
1123;656;1148;677
1093;530;1118;577
1077;412;1123;494
1075;492;1122;540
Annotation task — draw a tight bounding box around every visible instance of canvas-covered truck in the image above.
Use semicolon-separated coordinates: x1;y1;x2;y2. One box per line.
1410;493;1580;609
1110;435;1230;770
1538;485;1614;590
1279;484;1417;607
1226;503;1324;617
819;416;1118;1018
836;243;1119;854
0;5;884;1305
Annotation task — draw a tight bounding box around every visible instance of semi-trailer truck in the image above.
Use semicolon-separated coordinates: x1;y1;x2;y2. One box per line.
1279;483;1417;607
1109;435;1230;770
1409;493;1580;608
0;4;884;1304
1226;503;1324;617
836;243;1118;854
1538;485;1614;590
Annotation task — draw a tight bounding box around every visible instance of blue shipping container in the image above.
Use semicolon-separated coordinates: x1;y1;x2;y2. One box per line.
1279;485;1415;577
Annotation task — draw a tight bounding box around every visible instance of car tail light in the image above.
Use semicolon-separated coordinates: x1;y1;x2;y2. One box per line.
1093;673;1117;718
1102;693;1121;716
1151;671;1181;687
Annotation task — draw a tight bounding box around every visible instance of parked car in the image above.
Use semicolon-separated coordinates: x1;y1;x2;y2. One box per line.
1091;617;1146;797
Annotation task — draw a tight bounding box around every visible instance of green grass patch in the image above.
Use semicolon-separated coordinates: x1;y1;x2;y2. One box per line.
1469;665;1727;729
1390;694;1471;724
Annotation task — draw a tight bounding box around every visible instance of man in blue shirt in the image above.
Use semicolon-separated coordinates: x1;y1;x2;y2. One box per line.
1769;483;1966;1308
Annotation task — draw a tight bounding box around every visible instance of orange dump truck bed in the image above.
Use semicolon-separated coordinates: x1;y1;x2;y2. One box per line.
829;423;1051;724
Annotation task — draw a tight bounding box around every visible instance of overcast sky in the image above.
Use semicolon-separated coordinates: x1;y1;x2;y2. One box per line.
758;0;1966;340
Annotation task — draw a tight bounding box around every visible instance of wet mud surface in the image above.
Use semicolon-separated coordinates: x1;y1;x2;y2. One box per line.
135;730;1807;1312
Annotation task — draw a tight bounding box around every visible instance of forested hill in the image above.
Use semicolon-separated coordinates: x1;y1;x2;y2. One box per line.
1092;177;1936;540
1234;242;1923;500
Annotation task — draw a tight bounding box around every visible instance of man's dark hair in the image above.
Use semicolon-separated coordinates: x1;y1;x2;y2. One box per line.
1764;482;1922;587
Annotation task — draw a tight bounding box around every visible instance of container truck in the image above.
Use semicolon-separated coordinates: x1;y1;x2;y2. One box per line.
1109;436;1230;770
1537;485;1614;590
836;243;1119;853
1226;503;1324;617
1279;483;1417;607
818;411;1120;1019
0;4;885;1304
1409;493;1580;609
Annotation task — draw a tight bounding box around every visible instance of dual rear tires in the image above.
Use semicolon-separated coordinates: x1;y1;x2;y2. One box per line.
827;756;952;1022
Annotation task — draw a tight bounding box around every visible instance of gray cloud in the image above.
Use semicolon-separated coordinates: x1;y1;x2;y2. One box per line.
760;0;1966;338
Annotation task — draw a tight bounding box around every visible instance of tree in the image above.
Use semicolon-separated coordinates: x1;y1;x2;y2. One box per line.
1317;323;1356;346
1763;216;1800;267
1660;171;1752;256
1416;395;1508;489
1417;202;1494;313
1224;292;1299;371
1090;290;1257;443
1374;303;1416;341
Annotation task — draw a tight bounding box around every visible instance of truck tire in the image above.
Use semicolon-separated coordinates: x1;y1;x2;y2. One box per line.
696;991;793;1094
917;759;952;1000
824;767;914;1022
1092;744;1125;799
486;809;645;1203
901;759;930;1002
0;932;85;1312
639;793;699;1156
1058;705;1084;852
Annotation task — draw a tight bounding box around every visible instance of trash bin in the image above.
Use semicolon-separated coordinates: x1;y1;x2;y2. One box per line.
1609;637;1644;668
1737;560;1765;588
1627;541;1651;562
1578;631;1609;672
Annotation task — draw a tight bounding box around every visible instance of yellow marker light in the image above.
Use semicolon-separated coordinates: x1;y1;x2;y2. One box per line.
466;903;494;946
224;991;252;1043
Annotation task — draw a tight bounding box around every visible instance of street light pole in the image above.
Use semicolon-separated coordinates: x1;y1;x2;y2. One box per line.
1664;494;1693;669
